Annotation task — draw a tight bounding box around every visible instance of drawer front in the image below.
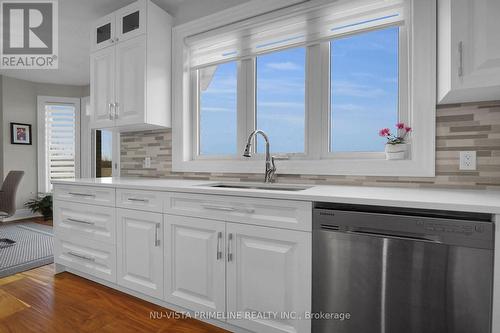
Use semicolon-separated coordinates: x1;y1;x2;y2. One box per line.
54;202;116;244
116;189;163;212
54;185;115;206
164;193;312;231
55;233;116;283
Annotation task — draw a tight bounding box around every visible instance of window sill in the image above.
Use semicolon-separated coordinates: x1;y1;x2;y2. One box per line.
172;157;435;177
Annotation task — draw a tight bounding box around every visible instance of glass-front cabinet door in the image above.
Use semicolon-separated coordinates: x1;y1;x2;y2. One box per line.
115;1;146;42
92;13;116;51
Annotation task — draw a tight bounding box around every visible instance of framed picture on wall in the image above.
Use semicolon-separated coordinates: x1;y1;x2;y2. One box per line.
10;123;32;145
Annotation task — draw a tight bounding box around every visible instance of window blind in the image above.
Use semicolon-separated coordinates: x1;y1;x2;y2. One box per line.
186;0;406;69
44;104;77;186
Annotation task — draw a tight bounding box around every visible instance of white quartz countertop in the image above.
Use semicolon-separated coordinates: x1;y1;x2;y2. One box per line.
52;177;500;215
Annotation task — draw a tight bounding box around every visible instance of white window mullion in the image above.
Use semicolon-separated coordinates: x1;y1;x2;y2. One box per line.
237;59;256;154
306;44;325;160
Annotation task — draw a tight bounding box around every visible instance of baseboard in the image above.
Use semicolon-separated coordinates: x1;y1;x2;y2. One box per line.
0;208;42;222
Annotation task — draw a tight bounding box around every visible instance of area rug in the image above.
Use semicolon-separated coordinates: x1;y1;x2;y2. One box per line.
0;222;53;278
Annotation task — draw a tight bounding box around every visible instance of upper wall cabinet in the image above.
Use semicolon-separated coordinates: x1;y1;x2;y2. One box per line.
90;0;172;131
438;0;500;104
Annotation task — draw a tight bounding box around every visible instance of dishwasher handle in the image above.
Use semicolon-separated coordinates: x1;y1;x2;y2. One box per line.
349;229;442;244
319;224;442;244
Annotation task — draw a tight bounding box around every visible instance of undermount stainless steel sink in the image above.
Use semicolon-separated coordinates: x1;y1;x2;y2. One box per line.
199;182;311;191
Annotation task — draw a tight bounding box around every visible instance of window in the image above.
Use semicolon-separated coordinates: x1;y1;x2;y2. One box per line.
95;130;113;177
175;0;436;176
198;62;238;155
256;47;306;153
37;96;81;192
330;27;399;152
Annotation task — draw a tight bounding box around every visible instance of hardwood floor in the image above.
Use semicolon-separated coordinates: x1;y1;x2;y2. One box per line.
0;265;229;333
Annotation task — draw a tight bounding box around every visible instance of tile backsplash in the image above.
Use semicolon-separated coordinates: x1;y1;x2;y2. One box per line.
121;101;500;189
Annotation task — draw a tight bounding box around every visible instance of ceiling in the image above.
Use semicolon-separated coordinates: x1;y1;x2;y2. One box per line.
0;0;250;86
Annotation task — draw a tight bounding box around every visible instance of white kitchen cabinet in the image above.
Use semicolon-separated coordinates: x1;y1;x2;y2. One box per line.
115;1;146;43
227;223;312;333
91;13;116;51
90;0;172;131
114;36;146;127
438;0;500;104
164;215;226;313
90;1;146;52
90;46;115;128
116;209;164;299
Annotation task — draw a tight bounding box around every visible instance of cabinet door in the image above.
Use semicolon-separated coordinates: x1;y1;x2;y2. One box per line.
439;0;500;103
114;36;146;127
227;223;311;333
91;13;116;52
115;1;146;43
116;209;163;299
455;0;500;89
164;215;226;313
90;46;115;128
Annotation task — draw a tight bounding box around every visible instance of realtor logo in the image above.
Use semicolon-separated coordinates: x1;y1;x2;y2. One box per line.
1;0;58;69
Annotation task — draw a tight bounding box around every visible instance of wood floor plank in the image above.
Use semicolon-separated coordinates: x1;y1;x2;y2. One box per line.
0;265;229;333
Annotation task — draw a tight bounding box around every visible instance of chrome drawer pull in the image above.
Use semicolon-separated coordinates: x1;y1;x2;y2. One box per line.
202;204;235;212
68;192;95;197
67;251;95;262
66;218;95;225
227;233;233;262
202;204;254;214
127;198;148;202
155;223;161;247
216;232;223;260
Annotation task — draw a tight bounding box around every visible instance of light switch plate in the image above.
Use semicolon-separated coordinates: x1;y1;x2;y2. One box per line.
144;157;151;168
459;151;476;171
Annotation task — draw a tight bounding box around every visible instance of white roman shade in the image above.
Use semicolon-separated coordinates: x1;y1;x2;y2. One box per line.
44;104;77;185
186;0;406;69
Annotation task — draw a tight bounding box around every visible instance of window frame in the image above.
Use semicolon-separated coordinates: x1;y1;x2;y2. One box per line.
37;96;81;193
173;0;436;177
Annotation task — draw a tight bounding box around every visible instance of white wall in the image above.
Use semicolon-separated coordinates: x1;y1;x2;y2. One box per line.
170;0;250;25
1;75;88;210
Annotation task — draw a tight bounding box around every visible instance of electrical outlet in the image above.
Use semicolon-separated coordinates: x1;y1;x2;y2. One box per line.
144;157;151;168
459;151;476;171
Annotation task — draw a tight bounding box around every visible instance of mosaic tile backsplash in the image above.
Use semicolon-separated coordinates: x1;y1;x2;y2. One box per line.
121;101;500;189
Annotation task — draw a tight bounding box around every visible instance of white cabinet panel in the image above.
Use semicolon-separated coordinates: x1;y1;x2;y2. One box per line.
54;202;115;244
117;209;163;298
55;232;116;283
227;223;311;333
116;188;163;212
54;185;115;207
114;36;146;127
91;13;116;52
438;0;500;103
164;215;226;313
164;193;312;232
90;46;115;128
115;0;146;42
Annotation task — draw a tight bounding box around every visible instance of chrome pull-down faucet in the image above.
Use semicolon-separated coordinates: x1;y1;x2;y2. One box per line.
243;130;277;183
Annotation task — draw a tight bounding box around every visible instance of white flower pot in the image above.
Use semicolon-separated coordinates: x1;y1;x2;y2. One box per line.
385;143;408;160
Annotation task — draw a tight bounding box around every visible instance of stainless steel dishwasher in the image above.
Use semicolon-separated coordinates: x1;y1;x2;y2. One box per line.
312;203;494;333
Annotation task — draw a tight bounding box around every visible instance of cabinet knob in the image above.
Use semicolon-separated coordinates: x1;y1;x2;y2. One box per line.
115;37;119;42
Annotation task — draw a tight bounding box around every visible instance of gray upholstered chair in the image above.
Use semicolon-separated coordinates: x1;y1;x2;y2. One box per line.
0;171;24;218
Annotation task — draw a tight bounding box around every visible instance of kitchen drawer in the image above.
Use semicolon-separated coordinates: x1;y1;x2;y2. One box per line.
164;193;312;231
116;189;163;212
54;185;115;207
55;233;116;283
54;202;116;244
